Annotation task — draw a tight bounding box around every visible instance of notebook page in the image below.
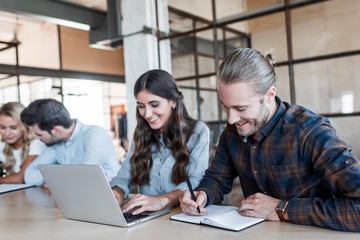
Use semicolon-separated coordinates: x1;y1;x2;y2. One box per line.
203;209;265;231
170;205;237;224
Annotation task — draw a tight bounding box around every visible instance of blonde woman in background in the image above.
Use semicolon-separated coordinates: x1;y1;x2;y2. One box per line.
0;102;45;184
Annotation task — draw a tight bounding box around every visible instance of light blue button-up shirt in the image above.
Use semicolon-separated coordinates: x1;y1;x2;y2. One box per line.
24;119;120;185
110;121;210;197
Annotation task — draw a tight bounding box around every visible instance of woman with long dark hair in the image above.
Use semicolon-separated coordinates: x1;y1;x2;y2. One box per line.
111;69;210;215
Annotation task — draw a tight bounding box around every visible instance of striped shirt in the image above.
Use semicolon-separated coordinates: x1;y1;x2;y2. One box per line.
197;97;360;231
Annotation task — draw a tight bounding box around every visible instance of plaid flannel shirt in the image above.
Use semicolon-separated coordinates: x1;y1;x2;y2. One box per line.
197;97;360;231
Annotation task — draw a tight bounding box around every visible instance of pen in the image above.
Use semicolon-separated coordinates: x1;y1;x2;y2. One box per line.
185;177;201;214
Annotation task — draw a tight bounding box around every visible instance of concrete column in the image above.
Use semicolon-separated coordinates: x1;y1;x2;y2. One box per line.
122;0;171;143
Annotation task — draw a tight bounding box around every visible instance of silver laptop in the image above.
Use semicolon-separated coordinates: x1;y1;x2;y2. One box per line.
38;164;170;227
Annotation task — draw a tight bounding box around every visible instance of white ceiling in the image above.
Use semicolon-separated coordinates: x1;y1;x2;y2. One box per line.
0;0;107;41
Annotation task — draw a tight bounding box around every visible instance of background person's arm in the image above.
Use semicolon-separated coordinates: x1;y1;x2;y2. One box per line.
0;155;37;184
24;148;57;186
0;139;46;184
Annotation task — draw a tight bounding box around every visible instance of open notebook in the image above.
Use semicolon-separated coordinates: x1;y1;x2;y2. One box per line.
170;205;264;231
0;184;34;194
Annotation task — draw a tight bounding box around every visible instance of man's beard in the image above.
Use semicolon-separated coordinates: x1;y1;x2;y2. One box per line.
236;101;269;137
44;135;62;147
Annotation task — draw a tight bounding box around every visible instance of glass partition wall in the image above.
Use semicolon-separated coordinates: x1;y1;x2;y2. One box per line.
159;0;360;158
0;15;125;136
161;5;250;146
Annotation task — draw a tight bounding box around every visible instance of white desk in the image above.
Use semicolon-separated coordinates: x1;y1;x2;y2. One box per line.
0;187;359;240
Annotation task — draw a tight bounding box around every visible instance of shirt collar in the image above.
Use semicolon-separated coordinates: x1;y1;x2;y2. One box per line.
255;96;287;142
67;119;80;144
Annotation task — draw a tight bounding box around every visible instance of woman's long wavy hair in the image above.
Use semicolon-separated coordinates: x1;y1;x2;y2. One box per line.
0;102;33;174
130;69;197;186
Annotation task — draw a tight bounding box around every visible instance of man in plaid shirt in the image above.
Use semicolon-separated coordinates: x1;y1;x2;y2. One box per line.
180;48;360;231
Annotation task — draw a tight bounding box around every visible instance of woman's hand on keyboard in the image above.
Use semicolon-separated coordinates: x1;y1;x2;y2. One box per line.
121;194;167;215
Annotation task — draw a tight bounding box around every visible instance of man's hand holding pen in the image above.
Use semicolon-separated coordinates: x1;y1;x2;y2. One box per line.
179;190;208;216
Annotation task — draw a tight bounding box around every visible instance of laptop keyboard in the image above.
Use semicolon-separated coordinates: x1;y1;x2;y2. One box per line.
123;212;151;223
